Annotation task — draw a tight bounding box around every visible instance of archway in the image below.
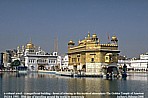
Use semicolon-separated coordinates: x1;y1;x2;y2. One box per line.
82;65;86;72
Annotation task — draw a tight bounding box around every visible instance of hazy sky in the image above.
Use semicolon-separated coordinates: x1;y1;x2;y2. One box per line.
0;0;148;58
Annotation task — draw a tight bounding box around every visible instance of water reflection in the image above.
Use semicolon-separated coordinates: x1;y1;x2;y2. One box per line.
1;72;148;98
0;73;3;98
127;72;148;81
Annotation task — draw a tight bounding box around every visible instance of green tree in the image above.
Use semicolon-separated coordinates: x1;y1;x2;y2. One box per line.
11;60;21;67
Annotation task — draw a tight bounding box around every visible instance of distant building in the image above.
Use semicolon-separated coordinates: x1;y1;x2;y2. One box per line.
67;33;120;74
1;52;10;68
57;55;69;71
57;56;62;70
19;40;58;71
1;50;16;68
118;52;148;71
61;55;69;70
1;40;58;71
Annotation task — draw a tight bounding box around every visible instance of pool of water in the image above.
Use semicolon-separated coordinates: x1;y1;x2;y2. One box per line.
0;72;147;98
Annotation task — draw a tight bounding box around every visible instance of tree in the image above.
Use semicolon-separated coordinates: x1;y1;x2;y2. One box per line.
11;60;21;67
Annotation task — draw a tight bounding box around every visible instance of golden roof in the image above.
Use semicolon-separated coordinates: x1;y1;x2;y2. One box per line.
26;41;34;49
111;35;118;41
92;34;97;38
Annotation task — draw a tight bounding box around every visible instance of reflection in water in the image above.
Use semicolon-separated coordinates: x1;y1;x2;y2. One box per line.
0;73;3;97
1;72;148;98
127;72;148;81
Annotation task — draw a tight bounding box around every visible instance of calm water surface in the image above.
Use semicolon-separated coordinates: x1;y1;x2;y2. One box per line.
0;72;148;98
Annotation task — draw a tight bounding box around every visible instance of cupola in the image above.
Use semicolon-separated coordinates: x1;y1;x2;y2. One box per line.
68;40;75;46
26;40;34;49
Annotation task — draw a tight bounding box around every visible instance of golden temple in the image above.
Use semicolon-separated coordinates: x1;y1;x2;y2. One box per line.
68;33;120;74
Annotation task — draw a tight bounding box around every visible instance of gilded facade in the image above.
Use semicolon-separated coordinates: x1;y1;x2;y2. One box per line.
68;33;120;74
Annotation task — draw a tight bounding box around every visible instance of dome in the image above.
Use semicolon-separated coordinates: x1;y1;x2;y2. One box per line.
111;36;118;41
26;42;34;49
92;34;97;38
68;40;75;45
92;34;98;41
69;40;73;43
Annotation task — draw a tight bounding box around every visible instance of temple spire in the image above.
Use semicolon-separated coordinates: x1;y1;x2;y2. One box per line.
29;37;32;44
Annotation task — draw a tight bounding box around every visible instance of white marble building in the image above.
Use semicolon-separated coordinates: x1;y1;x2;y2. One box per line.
118;52;148;71
56;55;69;71
61;55;69;70
17;41;58;71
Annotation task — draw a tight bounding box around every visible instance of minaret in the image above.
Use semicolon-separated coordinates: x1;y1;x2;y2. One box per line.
17;46;21;57
54;36;58;53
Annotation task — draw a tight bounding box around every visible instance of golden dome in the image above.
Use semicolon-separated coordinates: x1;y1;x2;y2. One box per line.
68;40;75;45
111;36;118;41
92;34;97;38
26;41;34;49
69;40;73;43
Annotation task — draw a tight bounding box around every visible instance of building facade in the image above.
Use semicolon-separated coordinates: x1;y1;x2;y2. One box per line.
1;40;58;71
1;50;17;68
1;52;10;68
68;33;120;74
56;55;69;71
118;53;148;71
61;55;69;70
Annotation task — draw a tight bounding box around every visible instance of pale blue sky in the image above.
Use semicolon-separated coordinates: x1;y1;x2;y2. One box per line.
0;0;148;58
